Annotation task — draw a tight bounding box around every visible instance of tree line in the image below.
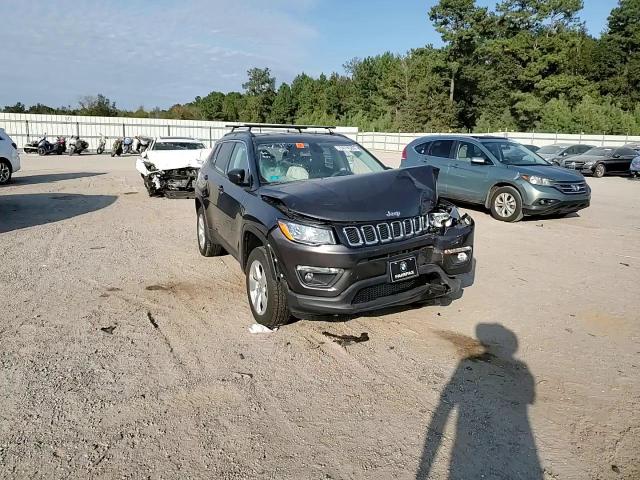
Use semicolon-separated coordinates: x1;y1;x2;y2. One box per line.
3;0;640;135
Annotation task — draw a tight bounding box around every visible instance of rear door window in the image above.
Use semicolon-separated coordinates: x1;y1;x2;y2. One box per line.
429;140;454;158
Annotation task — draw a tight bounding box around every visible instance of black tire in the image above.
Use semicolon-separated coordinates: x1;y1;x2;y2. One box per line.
97;147;104;154
197;206;223;257
245;246;290;328
490;186;524;222
0;160;12;185
593;163;606;178
38;147;46;156
69;147;74;156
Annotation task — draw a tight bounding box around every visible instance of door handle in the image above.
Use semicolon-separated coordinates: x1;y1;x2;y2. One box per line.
218;185;224;193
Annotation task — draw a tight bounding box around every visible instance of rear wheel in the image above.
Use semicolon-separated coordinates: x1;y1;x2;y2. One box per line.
490;186;523;222
593;163;606;178
197;206;222;257
38;147;46;156
0;160;12;184
245;246;290;328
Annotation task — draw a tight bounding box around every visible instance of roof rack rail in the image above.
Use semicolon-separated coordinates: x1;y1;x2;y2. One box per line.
226;123;337;134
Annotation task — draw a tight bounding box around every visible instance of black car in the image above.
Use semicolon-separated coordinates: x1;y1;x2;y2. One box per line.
560;146;638;177
194;124;474;327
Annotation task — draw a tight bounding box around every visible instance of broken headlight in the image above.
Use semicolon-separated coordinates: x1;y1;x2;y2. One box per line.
278;220;336;246
143;161;157;172
429;212;453;228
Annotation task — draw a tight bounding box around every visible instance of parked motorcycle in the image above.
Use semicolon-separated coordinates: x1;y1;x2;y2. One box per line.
122;137;134;154
111;138;123;157
24;135;66;155
96;134;106;154
68;136;89;155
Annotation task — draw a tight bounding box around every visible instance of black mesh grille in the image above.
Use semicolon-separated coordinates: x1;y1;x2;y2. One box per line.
391;221;403;238
377;223;391;242
403;219;413;236
352;277;423;304
361;225;377;243
343;227;362;246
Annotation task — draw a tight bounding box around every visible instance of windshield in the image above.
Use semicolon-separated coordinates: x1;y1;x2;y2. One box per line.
154;142;205;151
537;145;564;154
254;140;385;184
585;147;614;156
481;141;550;166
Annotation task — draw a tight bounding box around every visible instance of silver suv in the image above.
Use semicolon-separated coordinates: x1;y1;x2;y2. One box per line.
0;128;21;185
401;135;591;222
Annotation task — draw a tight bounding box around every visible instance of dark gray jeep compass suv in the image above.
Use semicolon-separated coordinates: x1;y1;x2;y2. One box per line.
195;124;474;327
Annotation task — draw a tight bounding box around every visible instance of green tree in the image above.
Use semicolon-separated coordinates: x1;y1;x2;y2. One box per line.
241;67;275;122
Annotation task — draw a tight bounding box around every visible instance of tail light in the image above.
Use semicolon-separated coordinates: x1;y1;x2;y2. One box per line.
401;146;407;164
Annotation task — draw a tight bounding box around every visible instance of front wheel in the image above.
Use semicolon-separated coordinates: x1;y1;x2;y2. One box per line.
490;186;524;222
69;147;74;156
197;206;222;257
97;147;104;154
0;160;12;185
245;246;290;328
593;163;606;178
38;147;46;156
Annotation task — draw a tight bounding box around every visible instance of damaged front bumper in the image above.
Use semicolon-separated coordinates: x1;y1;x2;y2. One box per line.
136;158;199;198
268;206;475;317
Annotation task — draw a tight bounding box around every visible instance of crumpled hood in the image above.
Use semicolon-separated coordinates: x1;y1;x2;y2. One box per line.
141;149;212;171
508;164;585;182
259;166;438;223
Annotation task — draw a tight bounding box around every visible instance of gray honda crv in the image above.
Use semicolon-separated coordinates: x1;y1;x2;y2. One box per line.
401;135;591;222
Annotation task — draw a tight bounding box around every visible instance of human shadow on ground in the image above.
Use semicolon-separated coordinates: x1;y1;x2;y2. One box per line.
416;323;542;480
10;172;105;186
0;193;117;233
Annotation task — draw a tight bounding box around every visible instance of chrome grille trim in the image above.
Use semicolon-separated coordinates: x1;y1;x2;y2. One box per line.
343;216;431;247
343;226;363;246
554;182;588;195
360;225;378;245
377;223;392;243
403;219;414;237
391;221;403;240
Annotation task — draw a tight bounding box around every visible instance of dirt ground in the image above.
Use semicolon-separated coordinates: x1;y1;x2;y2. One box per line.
1;152;638;480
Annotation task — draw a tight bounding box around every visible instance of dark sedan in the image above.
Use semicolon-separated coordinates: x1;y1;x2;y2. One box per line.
559;146;637;177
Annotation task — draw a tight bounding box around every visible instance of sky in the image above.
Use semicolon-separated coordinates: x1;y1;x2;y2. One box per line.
0;0;620;110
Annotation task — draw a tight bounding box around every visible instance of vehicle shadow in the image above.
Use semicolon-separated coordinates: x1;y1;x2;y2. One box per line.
10;172;105;186
416;323;542;479
0;193;117;233
448;200;582;222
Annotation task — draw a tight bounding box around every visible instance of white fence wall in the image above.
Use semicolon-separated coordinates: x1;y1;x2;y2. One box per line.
356;131;640;152
0;113;359;151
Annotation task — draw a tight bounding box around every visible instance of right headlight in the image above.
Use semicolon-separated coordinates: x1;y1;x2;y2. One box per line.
429;212;453;228
278;220;336;246
520;174;553;186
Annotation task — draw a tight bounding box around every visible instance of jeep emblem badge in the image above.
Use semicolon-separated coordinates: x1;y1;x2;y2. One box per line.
386;211;401;217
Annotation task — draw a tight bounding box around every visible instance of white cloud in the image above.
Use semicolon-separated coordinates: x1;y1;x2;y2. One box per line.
0;0;319;108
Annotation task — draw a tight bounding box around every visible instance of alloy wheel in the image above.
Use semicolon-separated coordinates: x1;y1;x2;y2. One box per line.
197;213;206;248
495;192;517;218
0;163;10;183
248;259;268;315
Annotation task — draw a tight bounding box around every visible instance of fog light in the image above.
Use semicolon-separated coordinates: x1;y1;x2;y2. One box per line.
444;246;472;265
296;266;344;288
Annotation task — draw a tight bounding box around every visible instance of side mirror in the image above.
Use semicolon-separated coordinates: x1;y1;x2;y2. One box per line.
227;168;246;185
470;157;487;165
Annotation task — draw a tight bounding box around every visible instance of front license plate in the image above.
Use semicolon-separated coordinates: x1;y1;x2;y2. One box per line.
389;257;419;283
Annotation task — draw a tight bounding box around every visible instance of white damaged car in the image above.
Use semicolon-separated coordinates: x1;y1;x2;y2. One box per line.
135;137;212;198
